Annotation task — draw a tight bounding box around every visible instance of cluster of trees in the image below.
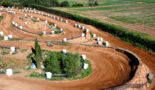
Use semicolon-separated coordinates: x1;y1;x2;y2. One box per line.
0;0;98;7
44;51;82;74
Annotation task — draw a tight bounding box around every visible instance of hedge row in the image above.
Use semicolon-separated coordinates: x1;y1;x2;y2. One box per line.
30;4;155;52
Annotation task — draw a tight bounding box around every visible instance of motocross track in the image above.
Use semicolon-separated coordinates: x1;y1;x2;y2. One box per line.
0;9;155;90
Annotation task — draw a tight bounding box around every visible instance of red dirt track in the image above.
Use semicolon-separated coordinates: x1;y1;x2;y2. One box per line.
0;9;155;90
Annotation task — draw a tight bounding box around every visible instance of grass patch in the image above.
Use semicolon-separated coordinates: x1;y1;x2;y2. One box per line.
13;71;21;74
20;49;28;53
1;51;9;55
53;42;70;46
0;16;3;22
12;51;18;55
32;18;39;22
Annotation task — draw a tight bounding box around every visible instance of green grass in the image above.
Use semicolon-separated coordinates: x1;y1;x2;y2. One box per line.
13;71;21;74
133;0;155;3
53;42;70;46
110;16;137;24
31;18;39;22
12;51;18;55
29;59;92;81
0;16;3;22
1;51;9;55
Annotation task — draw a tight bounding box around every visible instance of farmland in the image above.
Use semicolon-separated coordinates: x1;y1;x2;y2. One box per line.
54;1;155;38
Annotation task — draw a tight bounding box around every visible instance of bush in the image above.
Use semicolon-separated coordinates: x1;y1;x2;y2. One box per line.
2;0;14;7
60;1;70;7
72;3;84;7
30;4;155;52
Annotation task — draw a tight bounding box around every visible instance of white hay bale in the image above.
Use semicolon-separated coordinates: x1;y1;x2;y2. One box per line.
15;23;18;27
74;24;77;27
24;14;27;17
93;34;96;38
62;49;67;54
42;31;46;35
104;41;109;47
81;26;85;30
0;31;4;36
81;33;85;37
45;20;48;23
37;18;40;21
82;54;86;60
12;21;15;25
46;72;52;79
19;26;23;30
0;13;1;16
51;31;55;34
83;63;88;69
86;29;89;33
78;25;81;28
31;16;33;18
97;37;103;42
4;36;8;40
10;47;15;52
54;24;57;28
62;38;67;43
60;19;63;22
31;63;36;69
97;41;102;45
24;22;28;25
8;35;13;39
6;68;13;76
60;28;63;32
65;20;68;23
41;65;45;69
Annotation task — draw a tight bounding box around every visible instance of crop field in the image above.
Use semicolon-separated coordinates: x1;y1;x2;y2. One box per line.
54;1;155;38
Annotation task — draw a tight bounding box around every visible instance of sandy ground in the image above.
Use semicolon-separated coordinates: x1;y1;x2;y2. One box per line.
0;9;155;90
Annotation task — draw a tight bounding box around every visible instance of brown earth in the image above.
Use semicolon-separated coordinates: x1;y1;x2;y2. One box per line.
0;9;155;90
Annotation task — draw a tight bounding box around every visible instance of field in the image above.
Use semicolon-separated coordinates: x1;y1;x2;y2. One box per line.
53;0;155;38
0;3;155;90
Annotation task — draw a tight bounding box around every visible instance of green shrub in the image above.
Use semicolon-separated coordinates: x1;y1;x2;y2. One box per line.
0;16;3;22
72;3;84;7
30;72;45;78
1;51;9;55
60;1;70;7
30;4;155;52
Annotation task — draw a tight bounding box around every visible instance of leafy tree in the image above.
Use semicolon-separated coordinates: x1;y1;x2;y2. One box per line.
44;52;61;74
60;1;69;7
34;39;42;68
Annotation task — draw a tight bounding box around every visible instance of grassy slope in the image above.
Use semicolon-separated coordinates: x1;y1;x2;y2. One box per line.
0;16;3;22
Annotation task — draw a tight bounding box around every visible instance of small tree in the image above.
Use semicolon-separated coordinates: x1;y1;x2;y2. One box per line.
34;39;42;68
60;1;70;7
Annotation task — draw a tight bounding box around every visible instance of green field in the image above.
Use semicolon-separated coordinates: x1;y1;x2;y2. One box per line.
0;16;3;22
53;1;155;37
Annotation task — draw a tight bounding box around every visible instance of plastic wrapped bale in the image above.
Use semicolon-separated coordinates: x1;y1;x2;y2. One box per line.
46;72;52;79
51;31;55;34
81;33;85;37
8;35;13;39
0;31;4;36
100;37;103;42
62;38;67;43
86;29;89;33
81;26;85;30
15;23;18;27
47;42;51;46
0;13;1;16
82;54;86;60
19;26;23;30
97;41;102;45
104;41;109;47
60;28;64;32
83;63;88;70
60;19;63;22
10;47;15;52
4;36;8;40
12;21;15;25
31;63;36;69
41;65;45;69
45;20;48;24
6;68;13;76
65;20;68;23
37;18;40;21
62;49;67;54
31;16;33;19
54;24;57;28
93;34;96;38
42;31;46;35
24;22;28;25
148;72;154;81
78;25;81;28
74;24;77;27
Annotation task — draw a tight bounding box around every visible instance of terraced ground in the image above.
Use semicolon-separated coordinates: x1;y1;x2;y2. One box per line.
0;7;155;90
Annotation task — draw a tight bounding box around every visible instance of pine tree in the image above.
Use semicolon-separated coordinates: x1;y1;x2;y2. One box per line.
34;39;42;68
